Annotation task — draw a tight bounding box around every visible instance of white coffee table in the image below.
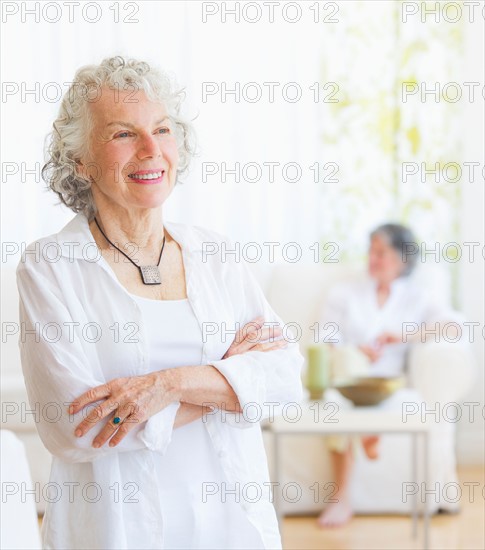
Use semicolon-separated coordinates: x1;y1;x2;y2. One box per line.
263;397;432;549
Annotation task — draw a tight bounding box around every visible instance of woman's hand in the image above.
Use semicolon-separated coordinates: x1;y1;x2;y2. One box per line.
375;332;402;346
174;316;288;429
68;371;179;449
359;332;402;363
222;316;287;359
358;345;381;363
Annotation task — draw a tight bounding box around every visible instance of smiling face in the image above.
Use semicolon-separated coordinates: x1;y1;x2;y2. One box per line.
77;86;179;214
368;234;404;284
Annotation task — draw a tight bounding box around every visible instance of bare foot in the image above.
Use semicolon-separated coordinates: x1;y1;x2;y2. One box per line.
317;497;353;528
362;435;380;459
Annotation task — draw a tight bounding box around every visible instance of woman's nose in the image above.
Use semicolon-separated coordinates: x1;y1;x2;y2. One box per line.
136;133;161;159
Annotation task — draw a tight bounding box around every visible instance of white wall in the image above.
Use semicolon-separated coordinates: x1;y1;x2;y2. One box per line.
455;14;485;465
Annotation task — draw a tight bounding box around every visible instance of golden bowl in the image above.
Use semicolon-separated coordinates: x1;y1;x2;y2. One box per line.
335;377;405;406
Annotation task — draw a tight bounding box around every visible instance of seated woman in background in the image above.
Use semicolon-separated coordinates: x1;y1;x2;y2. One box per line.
317;223;460;528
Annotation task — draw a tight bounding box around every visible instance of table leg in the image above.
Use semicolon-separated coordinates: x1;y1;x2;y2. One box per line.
273;432;283;531
423;431;430;550
412;432;418;538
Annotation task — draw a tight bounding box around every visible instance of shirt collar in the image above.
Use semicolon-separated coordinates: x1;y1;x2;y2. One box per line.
369;275;411;296
55;212;202;260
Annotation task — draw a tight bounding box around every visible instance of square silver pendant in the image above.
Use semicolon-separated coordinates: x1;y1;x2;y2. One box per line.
140;266;162;285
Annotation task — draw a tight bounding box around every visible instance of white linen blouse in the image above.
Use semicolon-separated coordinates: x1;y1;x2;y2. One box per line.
318;275;459;377
132;294;263;549
16;212;304;550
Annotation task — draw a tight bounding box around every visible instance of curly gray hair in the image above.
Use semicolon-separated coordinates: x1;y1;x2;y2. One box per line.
42;56;197;221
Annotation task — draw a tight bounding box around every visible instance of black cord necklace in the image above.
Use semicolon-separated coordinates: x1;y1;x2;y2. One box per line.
94;217;166;285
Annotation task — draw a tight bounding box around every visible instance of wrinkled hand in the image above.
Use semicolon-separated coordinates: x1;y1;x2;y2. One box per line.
358;345;381;363
222;316;288;359
68;371;177;448
375;332;402;347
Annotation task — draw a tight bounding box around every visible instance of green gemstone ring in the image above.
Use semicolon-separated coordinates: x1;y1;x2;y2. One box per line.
113;416;121;425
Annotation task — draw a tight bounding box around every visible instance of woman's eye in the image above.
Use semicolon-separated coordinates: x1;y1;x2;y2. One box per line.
156;127;170;135
115;131;131;139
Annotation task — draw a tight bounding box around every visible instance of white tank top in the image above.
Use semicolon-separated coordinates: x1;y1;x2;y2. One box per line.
130;294;263;549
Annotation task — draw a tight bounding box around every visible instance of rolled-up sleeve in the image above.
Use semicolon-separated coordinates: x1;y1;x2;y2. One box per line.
207;254;304;427
16;257;179;463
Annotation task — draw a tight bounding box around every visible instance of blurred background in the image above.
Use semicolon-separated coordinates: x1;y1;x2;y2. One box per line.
1;1;484;549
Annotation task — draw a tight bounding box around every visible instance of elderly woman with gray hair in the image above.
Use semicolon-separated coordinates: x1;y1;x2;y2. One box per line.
317;223;459;528
16;56;304;549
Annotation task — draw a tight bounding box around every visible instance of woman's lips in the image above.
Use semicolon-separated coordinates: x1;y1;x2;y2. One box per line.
128;170;165;184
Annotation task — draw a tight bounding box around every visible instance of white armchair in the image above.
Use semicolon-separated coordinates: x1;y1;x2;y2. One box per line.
1;267;53;515
0;429;41;549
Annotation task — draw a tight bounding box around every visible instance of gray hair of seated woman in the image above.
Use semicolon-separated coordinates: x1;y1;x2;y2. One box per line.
370;223;420;276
